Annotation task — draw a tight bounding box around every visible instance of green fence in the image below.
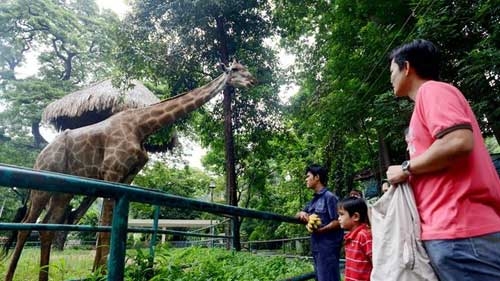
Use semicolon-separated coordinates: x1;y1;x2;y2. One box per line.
0;164;314;280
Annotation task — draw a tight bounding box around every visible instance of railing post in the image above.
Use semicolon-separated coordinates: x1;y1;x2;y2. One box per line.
150;205;160;261
231;216;241;250
108;195;129;281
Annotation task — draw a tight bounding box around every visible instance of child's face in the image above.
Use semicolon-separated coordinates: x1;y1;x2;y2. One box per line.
338;207;356;230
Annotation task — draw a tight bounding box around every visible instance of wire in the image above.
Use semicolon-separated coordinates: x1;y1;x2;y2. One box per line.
360;0;437;100
361;1;424;89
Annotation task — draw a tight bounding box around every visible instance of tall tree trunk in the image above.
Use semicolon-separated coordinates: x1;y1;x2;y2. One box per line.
378;132;390;178
31;121;47;148
223;86;240;250
216;15;241;251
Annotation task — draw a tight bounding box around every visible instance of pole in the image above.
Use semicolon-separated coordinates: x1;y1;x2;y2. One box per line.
209;181;215;248
107;196;129;281
0;197;6;218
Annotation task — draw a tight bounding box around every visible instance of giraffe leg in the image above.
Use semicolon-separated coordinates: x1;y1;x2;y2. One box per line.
38;230;55;281
37;193;73;281
93;197;115;273
92;149;148;273
5;191;50;281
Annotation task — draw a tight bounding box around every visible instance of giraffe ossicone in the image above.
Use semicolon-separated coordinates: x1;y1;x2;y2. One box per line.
2;60;256;281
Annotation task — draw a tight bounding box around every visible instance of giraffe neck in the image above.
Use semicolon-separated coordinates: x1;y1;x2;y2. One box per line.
133;73;229;140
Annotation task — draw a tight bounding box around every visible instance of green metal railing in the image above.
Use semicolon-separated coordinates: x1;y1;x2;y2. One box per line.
0;164;314;280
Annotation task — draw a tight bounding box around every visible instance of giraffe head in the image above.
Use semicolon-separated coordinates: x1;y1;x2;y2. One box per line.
220;59;257;88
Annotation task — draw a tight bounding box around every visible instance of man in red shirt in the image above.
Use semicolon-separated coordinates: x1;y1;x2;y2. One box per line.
386;39;500;281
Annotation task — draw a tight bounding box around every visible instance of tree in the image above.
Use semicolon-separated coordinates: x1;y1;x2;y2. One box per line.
412;0;500;142
116;0;282;250
0;0;119;148
131;162;213;220
273;0;415;195
0;0;120;249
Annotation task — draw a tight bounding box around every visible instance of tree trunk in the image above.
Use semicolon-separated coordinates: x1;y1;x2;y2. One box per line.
378;132;390;178
216;15;241;251
31;121;47;148
223;85;241;250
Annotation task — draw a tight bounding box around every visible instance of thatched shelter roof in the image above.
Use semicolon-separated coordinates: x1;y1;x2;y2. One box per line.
41;79;178;153
42;79;160;130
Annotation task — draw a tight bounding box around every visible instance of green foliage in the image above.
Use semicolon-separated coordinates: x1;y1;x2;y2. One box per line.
0;0;119;156
118;0;283;154
0;79;70;137
486;137;500;154
125;246;313;281
125;248;155;280
1;0;118;82
0;137;39;167
270;0;499;238
0;136;36;225
1;0;498;252
0;186;27;239
412;0;500;140
273;0;415;198
74;207;99;242
0;247;312;280
118;0;284;243
131;162;215;219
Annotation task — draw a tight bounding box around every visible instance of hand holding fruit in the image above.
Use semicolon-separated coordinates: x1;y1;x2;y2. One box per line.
306;213;322;233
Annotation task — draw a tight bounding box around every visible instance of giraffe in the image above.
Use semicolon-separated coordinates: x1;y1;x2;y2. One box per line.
2;60;256;281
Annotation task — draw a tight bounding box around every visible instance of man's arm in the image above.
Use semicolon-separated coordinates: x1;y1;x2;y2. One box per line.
387;128;474;184
296;211;309;223
316;220;341;234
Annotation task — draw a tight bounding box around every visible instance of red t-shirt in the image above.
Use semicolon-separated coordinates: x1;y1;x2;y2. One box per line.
407;81;500;240
344;223;372;281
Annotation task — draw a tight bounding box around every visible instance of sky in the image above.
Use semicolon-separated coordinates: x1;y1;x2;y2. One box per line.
96;0;130;18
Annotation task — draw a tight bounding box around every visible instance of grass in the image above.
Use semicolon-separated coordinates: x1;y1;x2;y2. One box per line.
0;247;314;281
0;248;95;281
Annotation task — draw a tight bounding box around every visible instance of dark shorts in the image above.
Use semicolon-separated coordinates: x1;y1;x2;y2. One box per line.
424;232;500;281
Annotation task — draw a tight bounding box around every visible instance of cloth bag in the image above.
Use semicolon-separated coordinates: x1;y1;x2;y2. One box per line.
369;183;438;281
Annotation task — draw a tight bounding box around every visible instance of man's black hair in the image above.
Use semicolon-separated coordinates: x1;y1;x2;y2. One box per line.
390;39;440;80
338;196;370;224
306;164;328;186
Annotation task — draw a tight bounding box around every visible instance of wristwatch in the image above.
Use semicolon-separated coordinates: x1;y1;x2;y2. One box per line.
401;160;411;175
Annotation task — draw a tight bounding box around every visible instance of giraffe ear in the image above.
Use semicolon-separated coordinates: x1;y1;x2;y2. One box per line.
218;62;228;73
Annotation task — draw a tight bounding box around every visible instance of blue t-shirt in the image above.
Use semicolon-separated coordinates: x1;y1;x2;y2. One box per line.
303;187;344;251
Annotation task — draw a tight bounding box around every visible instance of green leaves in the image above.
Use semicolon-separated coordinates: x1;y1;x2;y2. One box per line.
413;0;500;139
131;162;214;219
273;0;416;197
126;247;313;281
0;0;119;160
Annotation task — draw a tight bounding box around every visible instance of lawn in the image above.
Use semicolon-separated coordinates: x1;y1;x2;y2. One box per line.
0;248;95;281
0;246;314;281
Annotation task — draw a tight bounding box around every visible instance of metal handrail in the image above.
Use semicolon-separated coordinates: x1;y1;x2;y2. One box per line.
0;163;312;280
0;164;299;222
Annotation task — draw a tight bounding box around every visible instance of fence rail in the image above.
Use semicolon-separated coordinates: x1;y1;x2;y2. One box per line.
0;163;314;280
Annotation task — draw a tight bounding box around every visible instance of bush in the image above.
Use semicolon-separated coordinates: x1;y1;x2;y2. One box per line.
125;246;313;281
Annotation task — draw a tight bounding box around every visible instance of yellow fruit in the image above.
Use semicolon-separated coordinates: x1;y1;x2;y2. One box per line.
306;224;313;233
308;214;322;227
